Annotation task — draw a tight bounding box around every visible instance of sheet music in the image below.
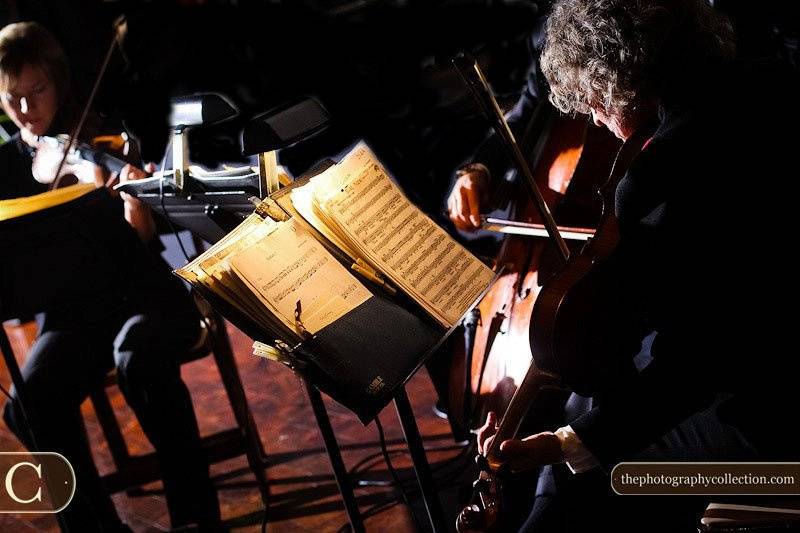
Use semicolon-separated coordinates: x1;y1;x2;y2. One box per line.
290;178;361;261
229;218;372;335
314;143;494;327
199;214;278;280
176;214;297;338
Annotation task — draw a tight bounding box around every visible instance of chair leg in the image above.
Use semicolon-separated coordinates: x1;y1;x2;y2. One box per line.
90;389;132;472
208;315;270;507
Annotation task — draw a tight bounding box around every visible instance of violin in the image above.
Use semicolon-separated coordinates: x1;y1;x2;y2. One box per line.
31;132;137;188
31;18;131;190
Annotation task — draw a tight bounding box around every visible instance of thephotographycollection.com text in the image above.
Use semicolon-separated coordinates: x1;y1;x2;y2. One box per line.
611;463;800;495
618;472;796;489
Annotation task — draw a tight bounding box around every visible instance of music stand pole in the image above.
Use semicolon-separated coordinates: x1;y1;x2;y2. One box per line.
305;380;366;533
394;387;447;533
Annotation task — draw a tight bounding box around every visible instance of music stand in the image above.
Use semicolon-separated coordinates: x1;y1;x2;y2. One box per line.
115;176;258;244
120;97;450;531
116;95;331;243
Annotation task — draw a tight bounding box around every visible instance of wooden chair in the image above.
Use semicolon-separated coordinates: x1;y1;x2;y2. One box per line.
88;295;270;506
699;499;800;532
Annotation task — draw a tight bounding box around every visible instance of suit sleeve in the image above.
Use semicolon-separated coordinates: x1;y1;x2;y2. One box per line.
568;133;719;470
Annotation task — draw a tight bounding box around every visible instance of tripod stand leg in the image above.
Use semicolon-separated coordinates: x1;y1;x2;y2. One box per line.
304;381;366;533
394;387;447;533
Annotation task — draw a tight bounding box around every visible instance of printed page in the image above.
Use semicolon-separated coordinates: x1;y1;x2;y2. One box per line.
229;218;372;335
177;213;269;281
290;179;361;261
175;214;296;339
313;142;494;327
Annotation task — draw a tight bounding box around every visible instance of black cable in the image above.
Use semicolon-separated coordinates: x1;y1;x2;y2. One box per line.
350;447;405;483
158;167;192;263
335;433;477;532
374;416;424;533
349;444;475;531
143;137;191;264
349;436;470;482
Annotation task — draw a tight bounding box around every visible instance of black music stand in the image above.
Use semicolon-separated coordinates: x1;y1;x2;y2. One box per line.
128;185;455;533
120;96;450;531
115;176;258;244
132;174;451;533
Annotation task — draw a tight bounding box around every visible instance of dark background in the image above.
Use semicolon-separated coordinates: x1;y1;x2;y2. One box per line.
2;0;798;220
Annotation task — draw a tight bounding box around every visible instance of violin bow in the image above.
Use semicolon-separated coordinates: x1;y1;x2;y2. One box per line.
51;18;128;189
453;53;570;263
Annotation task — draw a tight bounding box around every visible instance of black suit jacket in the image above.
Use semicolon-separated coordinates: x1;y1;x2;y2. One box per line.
0;133;197;326
564;60;800;467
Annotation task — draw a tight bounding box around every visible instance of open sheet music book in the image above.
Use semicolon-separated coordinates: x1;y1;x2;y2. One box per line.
175;142;495;420
289;142;495;328
177;142;494;339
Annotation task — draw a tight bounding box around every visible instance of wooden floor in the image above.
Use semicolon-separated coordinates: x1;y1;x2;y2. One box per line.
0;320;472;532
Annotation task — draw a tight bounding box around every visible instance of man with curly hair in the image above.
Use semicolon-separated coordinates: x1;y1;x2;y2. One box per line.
469;0;800;530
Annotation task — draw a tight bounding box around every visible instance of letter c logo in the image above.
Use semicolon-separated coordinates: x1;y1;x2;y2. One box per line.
5;462;42;504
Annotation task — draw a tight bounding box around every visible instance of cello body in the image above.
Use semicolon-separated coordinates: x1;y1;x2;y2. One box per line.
530;125;657;395
446;105;619;433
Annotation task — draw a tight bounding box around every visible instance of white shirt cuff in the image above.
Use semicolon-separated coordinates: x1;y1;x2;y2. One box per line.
555;425;599;474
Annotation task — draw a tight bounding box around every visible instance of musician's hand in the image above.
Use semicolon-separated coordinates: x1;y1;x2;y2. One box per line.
476;411;498;455
447;165;488;232
119;163;156;242
30;138;104;187
496;432;564;472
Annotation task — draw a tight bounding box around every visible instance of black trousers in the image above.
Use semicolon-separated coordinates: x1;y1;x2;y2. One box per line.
3;302;220;532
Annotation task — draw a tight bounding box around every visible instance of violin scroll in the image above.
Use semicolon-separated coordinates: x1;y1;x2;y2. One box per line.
456;465;501;533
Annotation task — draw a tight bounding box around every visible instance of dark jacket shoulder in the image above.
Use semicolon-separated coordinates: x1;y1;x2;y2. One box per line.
0;134;49;200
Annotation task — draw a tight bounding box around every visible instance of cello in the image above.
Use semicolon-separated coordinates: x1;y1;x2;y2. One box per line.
445;55;619;436
452;55;657;532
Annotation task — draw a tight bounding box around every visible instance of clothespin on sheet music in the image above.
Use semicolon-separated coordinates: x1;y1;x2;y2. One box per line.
294;300;312;341
252;340;306;370
250;301;312;370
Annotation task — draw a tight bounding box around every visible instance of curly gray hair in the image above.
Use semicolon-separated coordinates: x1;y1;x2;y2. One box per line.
540;0;735;117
